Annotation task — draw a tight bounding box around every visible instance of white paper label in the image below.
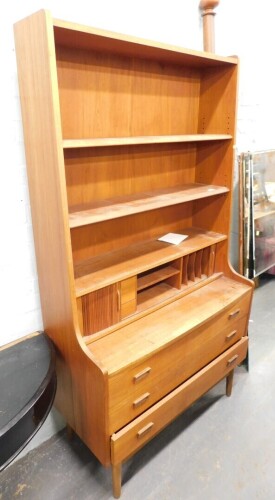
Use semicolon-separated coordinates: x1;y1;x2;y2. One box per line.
158;233;188;245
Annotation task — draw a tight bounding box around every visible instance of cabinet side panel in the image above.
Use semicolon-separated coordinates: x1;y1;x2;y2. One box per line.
14;10;77;426
14;13;110;464
195;64;239;276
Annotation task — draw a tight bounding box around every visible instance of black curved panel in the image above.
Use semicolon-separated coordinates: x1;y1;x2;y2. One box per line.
0;333;56;471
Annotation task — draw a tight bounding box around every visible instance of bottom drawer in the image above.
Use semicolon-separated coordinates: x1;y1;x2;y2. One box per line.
111;337;248;465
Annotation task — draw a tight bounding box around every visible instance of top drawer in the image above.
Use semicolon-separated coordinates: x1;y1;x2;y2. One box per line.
108;290;251;432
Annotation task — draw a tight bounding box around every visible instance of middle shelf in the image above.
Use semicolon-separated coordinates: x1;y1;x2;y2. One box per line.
69;183;229;228
74;227;227;297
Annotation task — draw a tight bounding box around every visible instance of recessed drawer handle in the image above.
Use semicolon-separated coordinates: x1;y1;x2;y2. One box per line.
228;309;240;320
227;354;238;366
133;367;151;383
226;330;237;340
133;392;150;408
137;422;154;439
117;289;121;311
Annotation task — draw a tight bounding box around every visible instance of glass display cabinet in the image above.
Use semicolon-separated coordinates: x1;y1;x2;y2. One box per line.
239;150;275;278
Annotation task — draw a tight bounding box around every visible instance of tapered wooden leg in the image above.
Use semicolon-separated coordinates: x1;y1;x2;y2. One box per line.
226;369;234;397
112;463;122;498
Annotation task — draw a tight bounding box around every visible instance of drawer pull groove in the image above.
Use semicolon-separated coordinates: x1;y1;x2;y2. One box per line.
228;309;240;319
227;354;238;366
133;367;151;383
226;330;237;340
137;422;154;439
133;392;150;408
117;289;121;311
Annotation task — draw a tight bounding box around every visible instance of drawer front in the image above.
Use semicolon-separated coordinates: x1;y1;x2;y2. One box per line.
108;292;251;432
111;337;248;465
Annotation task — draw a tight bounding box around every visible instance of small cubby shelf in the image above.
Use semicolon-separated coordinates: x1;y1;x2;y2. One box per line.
136;245;215;298
79;240;220;338
137;263;181;292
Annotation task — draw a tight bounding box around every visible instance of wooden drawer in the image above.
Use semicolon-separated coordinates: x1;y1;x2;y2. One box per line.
111;337;248;465
108;295;250;432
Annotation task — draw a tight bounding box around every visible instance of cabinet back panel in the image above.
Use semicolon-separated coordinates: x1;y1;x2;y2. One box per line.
195;140;233;188
56;47;200;139
193;195;230;231
65;143;196;205
71;205;192;262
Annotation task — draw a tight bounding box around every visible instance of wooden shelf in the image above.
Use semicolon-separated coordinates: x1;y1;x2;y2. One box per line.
136;274;213;315
53;18;238;68
69;184;229;229
137;282;180;311
137;266;180;292
63;134;232;149
74;227;227;297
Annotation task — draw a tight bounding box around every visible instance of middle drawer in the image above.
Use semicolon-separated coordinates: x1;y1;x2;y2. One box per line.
108;313;248;433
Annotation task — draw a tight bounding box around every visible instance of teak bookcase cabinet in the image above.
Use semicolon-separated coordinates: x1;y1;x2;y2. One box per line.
14;10;254;497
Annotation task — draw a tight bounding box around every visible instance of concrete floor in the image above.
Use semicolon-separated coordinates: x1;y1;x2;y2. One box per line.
1;274;275;500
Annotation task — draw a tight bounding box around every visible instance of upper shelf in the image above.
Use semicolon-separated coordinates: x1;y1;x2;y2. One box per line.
63;134;232;149
69;183;229;228
74;227;227;297
53;16;238;68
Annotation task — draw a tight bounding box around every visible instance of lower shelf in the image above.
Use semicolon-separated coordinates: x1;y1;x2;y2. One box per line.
111;336;248;465
0;332;56;471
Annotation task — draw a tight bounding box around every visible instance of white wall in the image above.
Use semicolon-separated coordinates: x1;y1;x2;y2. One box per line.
217;0;275;152
0;0;274;449
0;0;202;349
215;1;275;267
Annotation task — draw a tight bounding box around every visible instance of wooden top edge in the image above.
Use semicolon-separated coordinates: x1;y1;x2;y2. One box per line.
13;9;51;28
13;10;238;65
52;16;238;65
